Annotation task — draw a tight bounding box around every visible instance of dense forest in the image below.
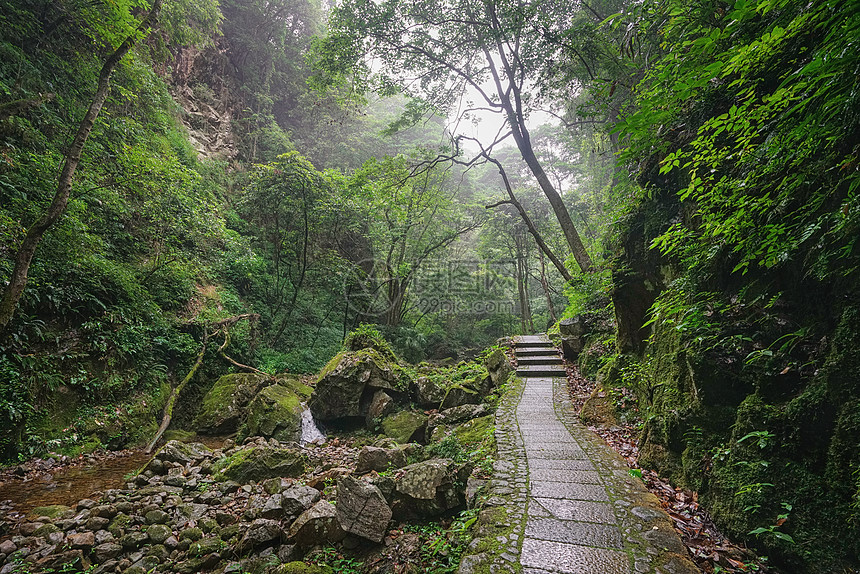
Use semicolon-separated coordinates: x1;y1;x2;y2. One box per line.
0;0;858;572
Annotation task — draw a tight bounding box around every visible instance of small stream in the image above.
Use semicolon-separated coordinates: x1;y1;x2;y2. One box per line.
0;436;228;518
0;407;325;520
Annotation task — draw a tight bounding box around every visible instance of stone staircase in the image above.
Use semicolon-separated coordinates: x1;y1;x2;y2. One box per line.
514;336;566;378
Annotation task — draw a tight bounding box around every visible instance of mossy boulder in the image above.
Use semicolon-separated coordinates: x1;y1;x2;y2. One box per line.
483;348;511;387
415;375;447;408
31;505;71;520
238;377;312;443
212;445;306;483
440;382;482;409
381;410;428;444
309;349;403;423
194;373;272;434
580;386;618;426
452;415;493;445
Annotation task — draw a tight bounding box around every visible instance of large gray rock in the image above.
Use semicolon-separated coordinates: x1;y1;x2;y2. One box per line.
439;383;482;410
237;518;282;552
354;446;408;474
309;350;400;422
153;441;212;465
193;373;272;434
395;459;452;500
428;404;489;435
238;379;312;443
281;485;321;517
393;458;469;518
287;501;345;546
365;390;395;426
336;476;392;543
559;316;594;361
213;446;306;483
415;376;446;408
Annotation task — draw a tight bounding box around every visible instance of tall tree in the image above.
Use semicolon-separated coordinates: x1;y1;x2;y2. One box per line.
313;0;596;272
0;0;165;331
343;155;482;326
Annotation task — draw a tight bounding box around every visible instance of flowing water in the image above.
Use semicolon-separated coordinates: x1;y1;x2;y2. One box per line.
300;403;326;445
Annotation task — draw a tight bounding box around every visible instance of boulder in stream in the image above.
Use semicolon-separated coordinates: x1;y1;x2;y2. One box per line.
238;377;312;443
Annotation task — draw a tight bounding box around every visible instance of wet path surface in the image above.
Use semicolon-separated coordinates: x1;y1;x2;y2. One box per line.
510;335;699;574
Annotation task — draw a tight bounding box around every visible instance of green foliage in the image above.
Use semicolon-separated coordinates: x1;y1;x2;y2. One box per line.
343;324;397;361
307;548;362;574
562;268;612;319
620;0;860;281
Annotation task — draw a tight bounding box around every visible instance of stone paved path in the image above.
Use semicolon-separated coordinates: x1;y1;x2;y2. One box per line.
515;335;630;574
460;335;700;574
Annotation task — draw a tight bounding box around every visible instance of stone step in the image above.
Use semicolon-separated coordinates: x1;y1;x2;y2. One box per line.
516;347;558;357
514;339;553;348
516;365;568;377
517;356;563;366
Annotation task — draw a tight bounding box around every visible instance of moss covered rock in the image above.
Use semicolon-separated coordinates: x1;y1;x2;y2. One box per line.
309;349;402;422
238;377;312;443
31;505;71;520
452;415;493;445
483;348;511;387
381;410;427;444
193;373;272;435
212;445;306;483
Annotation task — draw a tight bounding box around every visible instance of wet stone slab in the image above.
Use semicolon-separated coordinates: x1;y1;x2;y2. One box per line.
526;517;624;549
521;538;630;574
530;481;610;502
530;498;617;524
528;468;602;484
527;448;590;460
526;458;595;471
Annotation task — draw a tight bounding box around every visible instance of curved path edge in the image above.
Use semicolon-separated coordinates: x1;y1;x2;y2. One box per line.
459;336;700;574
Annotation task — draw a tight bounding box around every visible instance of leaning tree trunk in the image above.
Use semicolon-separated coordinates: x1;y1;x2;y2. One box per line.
485;156;574;283
512;132;594;274
0;0;164;331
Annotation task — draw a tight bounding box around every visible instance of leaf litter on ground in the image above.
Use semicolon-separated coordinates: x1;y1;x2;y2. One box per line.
563;360;774;574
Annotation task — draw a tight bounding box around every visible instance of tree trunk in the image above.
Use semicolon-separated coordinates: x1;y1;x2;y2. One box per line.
538;250;558;324
145;329;206;454
485;156;573;283
0;0;164;331
474;25;594;273
511;130;594;274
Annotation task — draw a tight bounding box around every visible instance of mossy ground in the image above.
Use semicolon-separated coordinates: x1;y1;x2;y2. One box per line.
608;301;860;573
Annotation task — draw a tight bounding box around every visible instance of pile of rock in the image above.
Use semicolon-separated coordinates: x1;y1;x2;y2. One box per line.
309;348;510;445
0;435;477;574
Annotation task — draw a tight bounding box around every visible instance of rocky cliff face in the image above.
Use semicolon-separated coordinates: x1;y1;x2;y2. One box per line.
166;45;239;163
606;193;860;574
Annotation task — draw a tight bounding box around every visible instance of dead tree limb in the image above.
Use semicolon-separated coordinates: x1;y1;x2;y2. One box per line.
145;328;207;454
